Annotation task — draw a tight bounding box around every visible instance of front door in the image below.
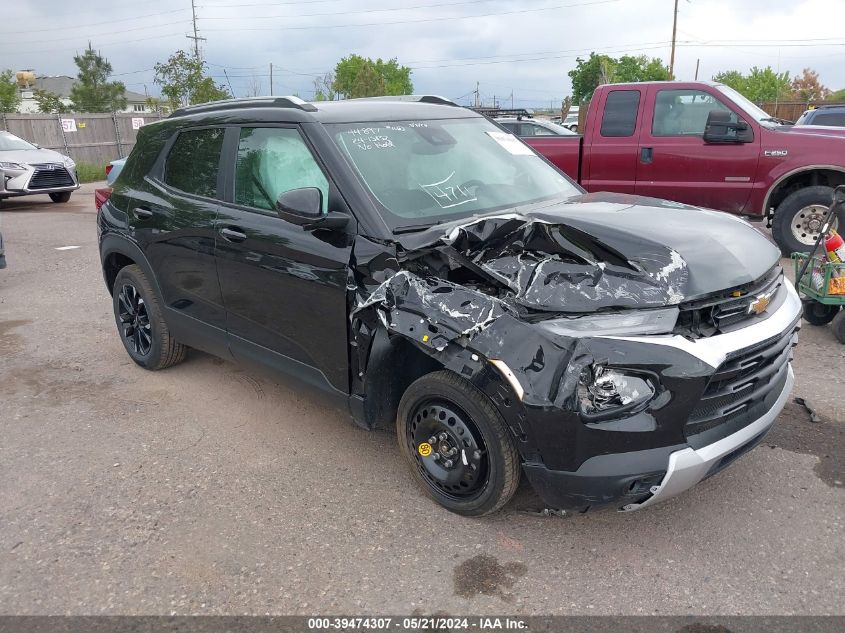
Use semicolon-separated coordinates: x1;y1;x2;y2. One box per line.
214;125;353;395
635;87;760;213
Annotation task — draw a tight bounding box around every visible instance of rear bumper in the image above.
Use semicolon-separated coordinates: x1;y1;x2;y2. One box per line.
523;364;792;512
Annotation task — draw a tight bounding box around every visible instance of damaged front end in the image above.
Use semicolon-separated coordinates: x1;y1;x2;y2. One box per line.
348;194;798;512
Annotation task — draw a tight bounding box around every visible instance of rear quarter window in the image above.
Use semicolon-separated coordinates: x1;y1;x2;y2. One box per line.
600;90;641;137
812;112;845;127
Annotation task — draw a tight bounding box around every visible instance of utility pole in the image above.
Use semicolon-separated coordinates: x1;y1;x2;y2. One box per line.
669;0;679;80
694;58;700;81
223;69;234;97
475;82;479;108
270;63;274;95
510;91;513;109
187;0;206;60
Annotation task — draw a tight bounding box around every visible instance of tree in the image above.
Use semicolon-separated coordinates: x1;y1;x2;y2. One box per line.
33;89;68;113
313;72;337;101
568;53;669;104
831;88;845;101
69;43;127;112
0;69;21;113
331;54;412;99
713;66;791;102
791;68;830;102
154;50;230;110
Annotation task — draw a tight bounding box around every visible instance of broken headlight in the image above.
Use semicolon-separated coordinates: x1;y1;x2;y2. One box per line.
540;307;679;338
578;365;655;417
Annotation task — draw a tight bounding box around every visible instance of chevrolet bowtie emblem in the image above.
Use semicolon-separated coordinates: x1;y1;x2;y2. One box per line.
748;292;772;315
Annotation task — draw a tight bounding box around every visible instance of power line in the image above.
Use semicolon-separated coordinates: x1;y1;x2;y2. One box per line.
199;0;517;20
202;0;624;32
2;22;192;47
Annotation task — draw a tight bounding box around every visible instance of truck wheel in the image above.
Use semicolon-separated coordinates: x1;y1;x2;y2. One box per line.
772;186;835;256
832;310;845;344
49;192;72;203
396;370;521;516
802;299;839;325
112;264;187;370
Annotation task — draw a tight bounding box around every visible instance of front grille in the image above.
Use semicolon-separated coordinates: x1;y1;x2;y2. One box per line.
686;324;797;443
676;267;782;336
28;163;74;190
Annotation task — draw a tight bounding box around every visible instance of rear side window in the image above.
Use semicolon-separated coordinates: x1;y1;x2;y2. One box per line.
163;128;225;198
600;90;640;137
812;112;845;127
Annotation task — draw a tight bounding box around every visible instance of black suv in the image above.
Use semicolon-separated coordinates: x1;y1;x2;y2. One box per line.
98;96;801;516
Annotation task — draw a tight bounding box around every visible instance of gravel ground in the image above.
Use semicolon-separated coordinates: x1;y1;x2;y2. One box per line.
0;184;842;615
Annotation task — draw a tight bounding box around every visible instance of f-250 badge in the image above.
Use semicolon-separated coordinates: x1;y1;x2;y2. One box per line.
764;149;788;157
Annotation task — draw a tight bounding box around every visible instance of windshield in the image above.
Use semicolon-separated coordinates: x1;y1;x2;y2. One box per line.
715;85;778;125
0;131;37;151
327;117;581;231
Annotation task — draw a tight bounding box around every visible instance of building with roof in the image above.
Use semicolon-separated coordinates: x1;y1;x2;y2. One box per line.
16;75;150;114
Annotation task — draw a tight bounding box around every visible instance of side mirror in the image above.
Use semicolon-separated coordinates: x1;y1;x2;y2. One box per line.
275;187;349;231
703;110;752;144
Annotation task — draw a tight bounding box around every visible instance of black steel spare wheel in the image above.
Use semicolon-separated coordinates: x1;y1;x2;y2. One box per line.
409;400;488;499
396;370;520;516
118;283;152;356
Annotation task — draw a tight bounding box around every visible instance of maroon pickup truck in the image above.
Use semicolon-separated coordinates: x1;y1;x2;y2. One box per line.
515;81;845;255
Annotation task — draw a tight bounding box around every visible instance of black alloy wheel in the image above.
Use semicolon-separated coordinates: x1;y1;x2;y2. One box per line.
117;283;152;356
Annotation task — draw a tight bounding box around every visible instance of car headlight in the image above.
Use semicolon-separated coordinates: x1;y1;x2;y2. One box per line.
62;157;76;169
539;306;678;337
578;364;655;418
0;161;26;170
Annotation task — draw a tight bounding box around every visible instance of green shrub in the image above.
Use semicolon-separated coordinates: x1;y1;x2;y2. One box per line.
75;162;107;183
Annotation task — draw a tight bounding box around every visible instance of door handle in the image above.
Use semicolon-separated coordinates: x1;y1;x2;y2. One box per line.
219;227;247;243
133;206;153;219
640;147;654;165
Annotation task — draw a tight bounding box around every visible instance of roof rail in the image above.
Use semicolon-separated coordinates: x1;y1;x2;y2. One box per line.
471;107;533;120
169;95;317;118
351;95;459;107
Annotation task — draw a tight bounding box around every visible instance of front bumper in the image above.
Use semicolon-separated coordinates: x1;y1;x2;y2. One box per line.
0;163;80;197
521;280;802;512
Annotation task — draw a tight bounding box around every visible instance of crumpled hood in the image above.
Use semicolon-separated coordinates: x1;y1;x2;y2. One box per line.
398;192;780;313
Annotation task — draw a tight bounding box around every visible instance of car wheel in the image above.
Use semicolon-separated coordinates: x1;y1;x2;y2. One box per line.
772;186;837;256
801;298;839;325
112;264;187;370
396;370;520;516
832;310;845;344
49;192;72;203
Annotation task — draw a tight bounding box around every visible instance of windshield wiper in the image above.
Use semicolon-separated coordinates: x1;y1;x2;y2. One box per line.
760;117;794;125
393;222;439;235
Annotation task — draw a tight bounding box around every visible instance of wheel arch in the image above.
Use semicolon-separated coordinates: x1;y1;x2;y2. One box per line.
764;165;845;218
100;234;164;301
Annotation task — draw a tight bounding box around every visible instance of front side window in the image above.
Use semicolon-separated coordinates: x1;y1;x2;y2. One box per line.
328;117;580;230
234;127;329;214
163;128;225;198
600;90;640;137
652;89;737;136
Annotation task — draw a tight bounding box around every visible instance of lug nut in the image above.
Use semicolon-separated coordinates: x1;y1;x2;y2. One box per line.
448;447;458;457
428;436;437;444
438;432;448;441
443;459;454;468
432;453;440;461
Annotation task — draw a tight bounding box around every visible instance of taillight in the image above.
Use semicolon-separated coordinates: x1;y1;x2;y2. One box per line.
105;164;113;176
94;187;112;211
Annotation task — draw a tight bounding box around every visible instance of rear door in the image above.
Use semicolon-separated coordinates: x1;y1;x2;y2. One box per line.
581;87;643;193
634;86;760;212
131;126;227;334
214;125;353;395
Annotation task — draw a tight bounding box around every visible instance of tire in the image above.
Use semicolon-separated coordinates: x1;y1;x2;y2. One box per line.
396;370;520;516
832;310;845;344
772;186;836;256
801;299;839;326
49;191;72;203
112;264;187;370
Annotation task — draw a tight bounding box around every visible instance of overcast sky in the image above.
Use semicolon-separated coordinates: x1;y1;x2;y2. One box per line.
3;0;845;107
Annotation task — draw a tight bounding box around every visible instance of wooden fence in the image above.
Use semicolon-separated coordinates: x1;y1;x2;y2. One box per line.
0;112;165;166
757;100;845;123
